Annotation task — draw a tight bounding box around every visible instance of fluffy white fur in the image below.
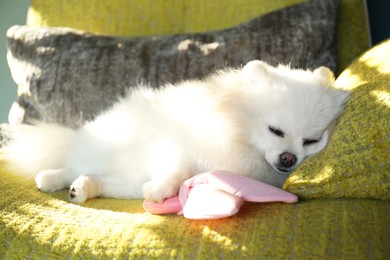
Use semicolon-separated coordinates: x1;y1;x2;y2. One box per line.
1;60;349;203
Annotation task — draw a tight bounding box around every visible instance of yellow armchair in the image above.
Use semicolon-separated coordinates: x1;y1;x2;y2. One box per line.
1;1;388;259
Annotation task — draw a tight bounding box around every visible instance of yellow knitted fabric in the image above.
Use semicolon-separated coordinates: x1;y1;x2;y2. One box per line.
26;0;369;73
284;39;390;199
0;162;389;258
1;1;386;258
27;0;304;36
337;0;371;72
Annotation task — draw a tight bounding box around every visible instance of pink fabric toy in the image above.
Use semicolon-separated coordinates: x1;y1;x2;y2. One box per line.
143;170;298;219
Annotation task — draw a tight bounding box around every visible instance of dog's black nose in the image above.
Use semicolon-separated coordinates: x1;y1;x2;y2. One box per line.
279;152;297;168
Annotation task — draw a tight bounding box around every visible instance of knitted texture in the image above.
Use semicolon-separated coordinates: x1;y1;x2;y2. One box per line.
0;162;389;258
284;39;390;199
1;1;385;258
336;0;371;72
26;0;369;73
27;0;304;36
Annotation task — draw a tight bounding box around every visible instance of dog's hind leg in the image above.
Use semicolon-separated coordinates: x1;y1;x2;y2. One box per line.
35;168;74;193
68;174;142;203
68;175;103;203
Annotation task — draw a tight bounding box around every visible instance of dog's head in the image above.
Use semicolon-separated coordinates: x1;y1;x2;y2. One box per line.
241;60;350;176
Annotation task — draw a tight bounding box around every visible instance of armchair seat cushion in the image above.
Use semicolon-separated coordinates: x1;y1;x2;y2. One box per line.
0;164;389;258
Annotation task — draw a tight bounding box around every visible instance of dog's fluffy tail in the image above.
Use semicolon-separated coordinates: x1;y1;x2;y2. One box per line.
1;123;76;179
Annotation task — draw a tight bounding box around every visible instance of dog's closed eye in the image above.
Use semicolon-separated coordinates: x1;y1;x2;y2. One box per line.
268;126;285;138
303;139;320;146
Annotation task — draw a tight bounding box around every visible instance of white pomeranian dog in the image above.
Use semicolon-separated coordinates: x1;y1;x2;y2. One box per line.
1;60;349;203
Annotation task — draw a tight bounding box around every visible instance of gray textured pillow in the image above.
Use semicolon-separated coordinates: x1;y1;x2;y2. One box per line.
6;0;339;128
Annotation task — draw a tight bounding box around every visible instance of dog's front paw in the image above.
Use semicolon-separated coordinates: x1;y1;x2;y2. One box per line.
142;179;180;203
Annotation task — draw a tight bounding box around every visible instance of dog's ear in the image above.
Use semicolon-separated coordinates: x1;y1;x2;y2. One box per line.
241;60;273;84
315;66;350;107
314;66;335;82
